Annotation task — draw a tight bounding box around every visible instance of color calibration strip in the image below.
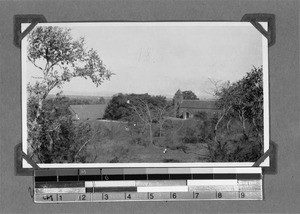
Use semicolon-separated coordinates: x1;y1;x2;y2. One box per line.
34;167;262;202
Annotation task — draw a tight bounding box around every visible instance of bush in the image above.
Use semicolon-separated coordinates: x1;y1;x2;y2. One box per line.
27;96;94;163
194;111;208;121
182;126;199;144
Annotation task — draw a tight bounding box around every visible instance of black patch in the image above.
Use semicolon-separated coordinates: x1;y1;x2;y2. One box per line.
237;174;261;179
58;175;79;181
192;174;213;179
35;176;57;182
125;174;148;180
94;187;137;192
79;175;102;181
147;174;169;180
214;174;237;179
102;174;124;181
85;187;94;193
169;174;191;180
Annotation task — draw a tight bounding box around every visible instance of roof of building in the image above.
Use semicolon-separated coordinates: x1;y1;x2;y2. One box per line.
69;104;107;120
179;100;219;110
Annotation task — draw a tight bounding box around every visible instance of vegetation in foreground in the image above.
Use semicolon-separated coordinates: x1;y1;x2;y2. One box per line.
26;26;264;163
27;66;263;163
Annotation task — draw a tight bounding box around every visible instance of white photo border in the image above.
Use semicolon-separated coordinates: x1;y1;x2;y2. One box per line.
21;21;270;168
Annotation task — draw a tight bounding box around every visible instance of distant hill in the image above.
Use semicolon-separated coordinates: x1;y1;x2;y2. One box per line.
47;94;111;100
47;94;111;105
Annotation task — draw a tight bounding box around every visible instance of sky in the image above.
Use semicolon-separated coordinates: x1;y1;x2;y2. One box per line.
25;22;265;99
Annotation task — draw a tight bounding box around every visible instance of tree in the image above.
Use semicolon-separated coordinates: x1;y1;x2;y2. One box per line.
27;26;112;161
215;66;263;142
27;26;112;122
182;90;199;100
103;93;167;121
103;93;132;120
209;66;264;161
127;98;155;144
103;93;171;145
28;95;93;163
97;97;106;104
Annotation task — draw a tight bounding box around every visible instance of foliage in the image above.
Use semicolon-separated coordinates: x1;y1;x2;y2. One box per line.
207;66;264;161
103;93;133;120
28;95;93;163
103;93;175;145
26;26;112;161
215;66;263;139
103;93;169;121
182;90;199;100
67;97;106;105
180;115;217;145
194;111;208;121
27;26;112;102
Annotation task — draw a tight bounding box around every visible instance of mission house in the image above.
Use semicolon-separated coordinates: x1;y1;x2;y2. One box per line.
68;90;221;121
173;89;221;119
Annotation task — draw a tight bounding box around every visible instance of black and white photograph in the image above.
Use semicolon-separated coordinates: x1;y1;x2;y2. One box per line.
22;22;269;166
2;0;300;212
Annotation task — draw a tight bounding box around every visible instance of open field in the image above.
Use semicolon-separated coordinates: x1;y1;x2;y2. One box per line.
84;119;209;163
78;115;262;164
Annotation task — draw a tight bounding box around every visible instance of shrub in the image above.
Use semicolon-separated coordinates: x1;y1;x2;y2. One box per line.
28;96;93;163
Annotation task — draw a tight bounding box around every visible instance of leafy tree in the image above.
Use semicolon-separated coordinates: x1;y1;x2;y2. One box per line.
182;90;199;100
97;97;106;104
103;93;132;120
215;66;263;142
28;95;93;163
103;93;171;145
209;66;264;161
69;98;91;105
27;26;112;123
103;93;167;121
26;26;112;161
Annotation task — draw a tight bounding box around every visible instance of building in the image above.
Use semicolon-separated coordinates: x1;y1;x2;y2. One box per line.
173;89;221;119
69;104;107;120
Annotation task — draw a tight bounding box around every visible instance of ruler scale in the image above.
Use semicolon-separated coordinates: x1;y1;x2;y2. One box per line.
34;167;263;202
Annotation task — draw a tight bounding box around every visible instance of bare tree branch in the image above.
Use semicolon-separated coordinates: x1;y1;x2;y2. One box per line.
27;56;44;71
